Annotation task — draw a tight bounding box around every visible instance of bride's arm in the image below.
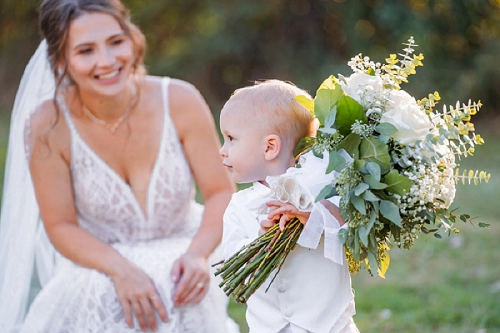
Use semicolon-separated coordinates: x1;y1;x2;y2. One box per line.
169;79;235;306
28;102;167;331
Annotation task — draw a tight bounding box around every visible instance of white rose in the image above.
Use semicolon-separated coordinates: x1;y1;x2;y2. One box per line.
380;89;433;146
340;72;384;107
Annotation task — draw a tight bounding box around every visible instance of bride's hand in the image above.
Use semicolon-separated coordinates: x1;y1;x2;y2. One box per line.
170;252;210;307
110;263;168;332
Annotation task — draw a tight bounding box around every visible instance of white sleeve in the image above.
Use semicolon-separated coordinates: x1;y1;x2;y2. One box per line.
296;196;345;265
221;198;258;261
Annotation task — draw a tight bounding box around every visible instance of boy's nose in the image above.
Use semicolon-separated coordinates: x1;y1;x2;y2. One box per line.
219;146;226;158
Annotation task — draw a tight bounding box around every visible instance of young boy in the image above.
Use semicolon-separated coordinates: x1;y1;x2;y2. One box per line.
219;80;358;333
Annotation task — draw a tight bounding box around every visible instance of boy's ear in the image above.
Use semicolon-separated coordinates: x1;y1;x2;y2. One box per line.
264;134;281;161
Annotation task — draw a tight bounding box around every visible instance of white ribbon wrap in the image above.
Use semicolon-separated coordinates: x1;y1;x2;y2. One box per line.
248;150;347;265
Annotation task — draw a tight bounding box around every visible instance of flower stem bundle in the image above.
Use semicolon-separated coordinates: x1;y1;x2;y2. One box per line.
214;219;303;303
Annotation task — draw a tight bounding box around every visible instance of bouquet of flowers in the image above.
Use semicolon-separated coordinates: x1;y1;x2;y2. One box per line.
214;37;490;303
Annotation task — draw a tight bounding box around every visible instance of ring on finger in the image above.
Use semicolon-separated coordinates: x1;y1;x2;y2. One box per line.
195;282;205;289
149;294;160;301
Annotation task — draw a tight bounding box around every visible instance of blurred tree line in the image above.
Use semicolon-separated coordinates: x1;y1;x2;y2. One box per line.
1;0;499;120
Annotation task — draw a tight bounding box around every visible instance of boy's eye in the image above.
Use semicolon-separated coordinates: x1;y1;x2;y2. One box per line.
228;135;234;141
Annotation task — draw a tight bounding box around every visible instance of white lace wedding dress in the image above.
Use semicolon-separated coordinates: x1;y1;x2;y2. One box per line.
20;77;237;333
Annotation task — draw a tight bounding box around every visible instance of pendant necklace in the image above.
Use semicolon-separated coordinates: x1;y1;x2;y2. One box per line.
81;83;136;134
82;104;131;133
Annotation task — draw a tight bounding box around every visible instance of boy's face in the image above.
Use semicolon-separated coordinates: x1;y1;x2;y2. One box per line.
219;99;269;184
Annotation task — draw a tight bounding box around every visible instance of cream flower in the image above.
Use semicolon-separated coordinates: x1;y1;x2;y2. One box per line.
341;72;384;108
380;89;433;146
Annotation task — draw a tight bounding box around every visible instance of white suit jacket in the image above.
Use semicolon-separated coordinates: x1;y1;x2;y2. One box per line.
222;183;356;333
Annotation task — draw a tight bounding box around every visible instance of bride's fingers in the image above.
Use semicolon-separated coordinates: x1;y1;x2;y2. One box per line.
190;281;209;305
182;276;209;305
120;297;134;328
149;293;168;323
139;297;157;331
131;299;147;331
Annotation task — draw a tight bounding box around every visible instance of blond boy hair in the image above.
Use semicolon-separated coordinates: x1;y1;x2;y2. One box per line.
229;80;317;151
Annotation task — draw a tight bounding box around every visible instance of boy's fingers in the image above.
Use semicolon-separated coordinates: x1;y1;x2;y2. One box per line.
279;214;290;231
259;219;275;229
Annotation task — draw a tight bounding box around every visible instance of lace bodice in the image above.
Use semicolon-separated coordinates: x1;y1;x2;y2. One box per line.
60;77;199;244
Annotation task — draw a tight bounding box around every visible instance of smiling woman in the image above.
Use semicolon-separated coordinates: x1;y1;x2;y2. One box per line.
0;0;237;332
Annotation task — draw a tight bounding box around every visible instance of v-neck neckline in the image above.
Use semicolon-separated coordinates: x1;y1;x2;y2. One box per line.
57;90;167;221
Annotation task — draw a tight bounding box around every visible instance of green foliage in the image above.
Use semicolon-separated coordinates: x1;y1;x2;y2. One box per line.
336;95;367;135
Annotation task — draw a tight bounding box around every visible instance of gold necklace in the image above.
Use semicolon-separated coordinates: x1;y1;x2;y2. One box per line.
82;105;131;133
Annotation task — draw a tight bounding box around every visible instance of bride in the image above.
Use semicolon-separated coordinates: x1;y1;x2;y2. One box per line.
0;0;238;332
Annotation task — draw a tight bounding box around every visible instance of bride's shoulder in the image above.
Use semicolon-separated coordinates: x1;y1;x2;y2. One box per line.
140;75;202;100
140;75;210;120
28;98;70;150
30;99;63;132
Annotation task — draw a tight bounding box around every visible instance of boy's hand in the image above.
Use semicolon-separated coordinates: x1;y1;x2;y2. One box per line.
258;219;276;236
266;200;311;231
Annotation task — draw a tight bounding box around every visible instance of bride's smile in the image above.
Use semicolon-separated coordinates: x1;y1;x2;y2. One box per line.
65;12;134;97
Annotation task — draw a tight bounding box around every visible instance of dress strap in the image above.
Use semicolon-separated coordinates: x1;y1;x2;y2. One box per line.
56;95;78;136
161;77;171;119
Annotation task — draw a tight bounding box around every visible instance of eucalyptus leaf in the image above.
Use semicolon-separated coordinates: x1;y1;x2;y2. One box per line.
363;174;388;190
338;228;348;244
363;190;380;202
378;134;390;144
350;191;366;214
353;183;369;196
359;138;391;174
358;226;369;247
354;230;360;261
324;106;338;129
365;162;381;181
319;127;338;135
369;232;377;253
371;200;379;214
337;133;361;159
366;251;378;272
384;170;413;196
367;209;378;231
327;150;347;173
336;95;367;136
376;122;398;136
315;184;336;202
353;159;366;172
390;223;401;242
380;200;402;227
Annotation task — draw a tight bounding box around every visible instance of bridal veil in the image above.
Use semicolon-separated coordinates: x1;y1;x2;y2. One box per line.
0;40;57;331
